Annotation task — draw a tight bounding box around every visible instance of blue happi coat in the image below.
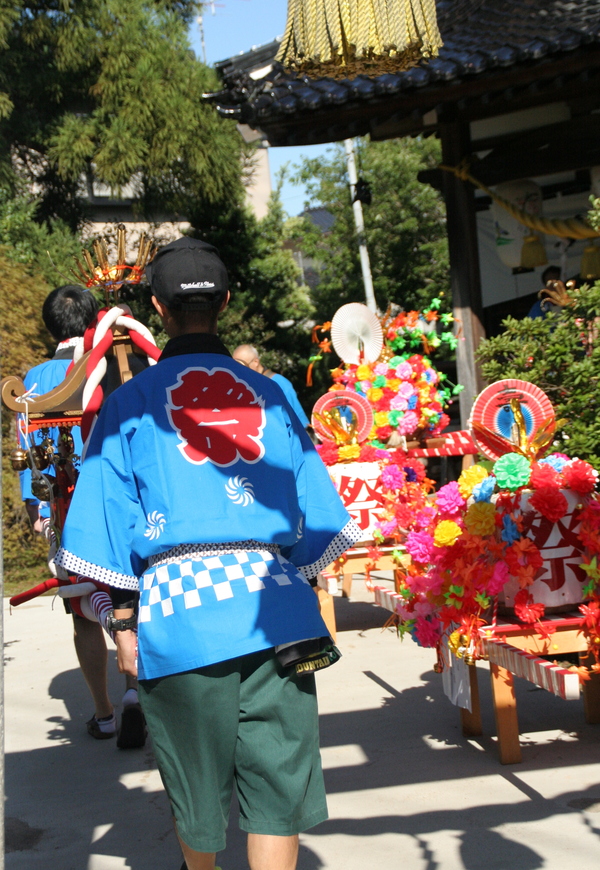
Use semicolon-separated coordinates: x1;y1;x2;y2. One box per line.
20;349;83;517
56;334;360;679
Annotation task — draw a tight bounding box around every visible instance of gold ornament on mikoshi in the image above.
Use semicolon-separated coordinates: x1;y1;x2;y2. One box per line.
276;0;443;79
71;225;155;305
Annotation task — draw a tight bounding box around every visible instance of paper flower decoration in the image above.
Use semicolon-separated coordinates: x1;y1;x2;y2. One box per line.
457;464;489;499
434;520;462;547
436;481;465;515
472;475;496;502
464;502;496;536
493;453;531;490
528;487;569;522
562;459;598;495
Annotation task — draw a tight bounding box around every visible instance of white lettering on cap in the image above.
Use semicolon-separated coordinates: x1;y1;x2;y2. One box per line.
180;282;216;290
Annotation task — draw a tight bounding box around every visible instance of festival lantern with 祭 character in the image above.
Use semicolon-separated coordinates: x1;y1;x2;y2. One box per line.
1;228;160;623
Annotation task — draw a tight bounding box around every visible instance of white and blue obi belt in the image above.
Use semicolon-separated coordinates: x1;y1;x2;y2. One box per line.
56;334;361;680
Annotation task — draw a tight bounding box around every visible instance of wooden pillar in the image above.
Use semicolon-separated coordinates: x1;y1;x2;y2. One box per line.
439;121;486;427
460;663;483;737
579;652;600;724
489;662;522;764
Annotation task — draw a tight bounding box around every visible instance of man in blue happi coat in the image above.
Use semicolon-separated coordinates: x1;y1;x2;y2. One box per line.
20;284;144;746
56;237;361;870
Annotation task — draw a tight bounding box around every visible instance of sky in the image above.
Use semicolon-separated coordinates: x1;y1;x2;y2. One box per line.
189;0;333;216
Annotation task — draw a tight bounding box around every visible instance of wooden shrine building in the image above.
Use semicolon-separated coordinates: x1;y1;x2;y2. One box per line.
205;0;600;425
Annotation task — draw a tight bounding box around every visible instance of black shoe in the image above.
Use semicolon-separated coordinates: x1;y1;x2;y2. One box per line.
117;703;147;749
87;714;116;740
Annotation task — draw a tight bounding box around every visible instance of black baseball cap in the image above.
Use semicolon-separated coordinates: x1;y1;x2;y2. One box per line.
145;237;229;311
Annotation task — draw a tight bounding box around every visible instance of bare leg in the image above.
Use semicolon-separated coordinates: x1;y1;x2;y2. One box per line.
247;834;299;870
177;831;216;870
72;616;113;719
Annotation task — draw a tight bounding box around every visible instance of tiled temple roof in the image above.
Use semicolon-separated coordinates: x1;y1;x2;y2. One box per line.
205;1;600;144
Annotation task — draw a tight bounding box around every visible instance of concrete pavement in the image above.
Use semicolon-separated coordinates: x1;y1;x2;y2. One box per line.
5;577;600;869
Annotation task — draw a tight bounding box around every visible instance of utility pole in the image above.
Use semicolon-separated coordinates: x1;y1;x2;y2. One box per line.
344;138;377;312
197;12;207;64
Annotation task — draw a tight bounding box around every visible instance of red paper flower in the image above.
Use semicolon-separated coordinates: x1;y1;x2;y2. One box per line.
514;589;545;624
529;462;560;491
562;459;598;494
505;538;544;586
528;487;569;522
359;444;378;462
316;440;340;466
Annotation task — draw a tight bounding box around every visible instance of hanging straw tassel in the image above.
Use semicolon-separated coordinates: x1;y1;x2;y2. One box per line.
276;0;442;79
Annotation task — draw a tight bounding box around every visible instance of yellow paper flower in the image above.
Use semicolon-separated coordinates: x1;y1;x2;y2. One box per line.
386;379;400;391
338;444;361;461
434;520;462;547
448;630;462;656
464;501;496;536
356;365;373;381
374;411;389;427
367;387;384;402
458;464;488;498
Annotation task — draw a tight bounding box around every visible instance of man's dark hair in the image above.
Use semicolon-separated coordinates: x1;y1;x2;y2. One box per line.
541;265;561;285
166;294;221;331
42;284;99;342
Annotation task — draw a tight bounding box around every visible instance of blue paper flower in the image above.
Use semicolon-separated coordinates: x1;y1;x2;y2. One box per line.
501;515;520;545
539;454;569;473
472;475;496;502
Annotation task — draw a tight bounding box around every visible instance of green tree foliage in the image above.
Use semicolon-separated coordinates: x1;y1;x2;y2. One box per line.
0;184;84;284
292;136;450;319
0;250;54;594
0;0;245;224
476;282;600;467
126;184;315;386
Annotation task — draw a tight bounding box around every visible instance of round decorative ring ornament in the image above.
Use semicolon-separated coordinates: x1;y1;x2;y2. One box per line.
311;390;374;444
469;379;555;461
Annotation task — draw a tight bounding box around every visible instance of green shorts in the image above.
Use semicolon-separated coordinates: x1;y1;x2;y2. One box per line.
139;648;328;853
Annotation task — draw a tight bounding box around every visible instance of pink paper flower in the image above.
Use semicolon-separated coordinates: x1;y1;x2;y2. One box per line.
487;560;509;595
378;519;398;538
395;362;413;380
405;531;435;563
399;382;415;398
436;481;466;515
381;464;405;490
374;362;390;376
414;616;441;648
390;395;408;411
397;411;419;435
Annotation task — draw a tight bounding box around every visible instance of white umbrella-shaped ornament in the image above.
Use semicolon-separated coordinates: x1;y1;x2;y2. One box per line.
330;302;383;365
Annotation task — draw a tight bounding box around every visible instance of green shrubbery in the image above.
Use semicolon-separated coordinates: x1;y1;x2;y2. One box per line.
476;280;600;467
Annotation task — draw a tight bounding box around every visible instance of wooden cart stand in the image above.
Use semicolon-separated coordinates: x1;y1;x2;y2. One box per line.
472;613;600;764
373;586;600;764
